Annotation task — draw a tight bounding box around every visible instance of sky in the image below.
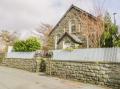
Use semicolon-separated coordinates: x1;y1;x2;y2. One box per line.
0;0;120;38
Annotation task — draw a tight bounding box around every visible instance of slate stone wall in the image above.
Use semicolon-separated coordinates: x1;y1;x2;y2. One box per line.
49;7;103;49
2;58;37;72
46;60;120;89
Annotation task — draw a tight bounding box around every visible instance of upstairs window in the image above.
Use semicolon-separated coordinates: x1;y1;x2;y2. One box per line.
71;24;76;33
69;19;76;33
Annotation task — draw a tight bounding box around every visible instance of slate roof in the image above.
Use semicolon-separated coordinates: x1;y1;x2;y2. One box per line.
57;32;83;44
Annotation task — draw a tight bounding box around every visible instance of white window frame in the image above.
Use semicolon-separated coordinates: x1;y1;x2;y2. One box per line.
69;20;72;33
55;36;58;49
79;23;81;32
64;28;66;33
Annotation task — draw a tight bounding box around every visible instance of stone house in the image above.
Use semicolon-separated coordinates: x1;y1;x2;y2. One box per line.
48;5;103;50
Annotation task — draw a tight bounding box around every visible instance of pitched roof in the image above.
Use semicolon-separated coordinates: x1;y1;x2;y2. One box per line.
57;32;83;44
49;4;97;36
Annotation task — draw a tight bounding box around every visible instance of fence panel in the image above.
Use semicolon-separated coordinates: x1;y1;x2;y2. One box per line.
6;52;35;59
52;48;120;62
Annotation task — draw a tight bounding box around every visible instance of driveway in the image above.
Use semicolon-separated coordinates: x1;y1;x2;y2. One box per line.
0;66;110;89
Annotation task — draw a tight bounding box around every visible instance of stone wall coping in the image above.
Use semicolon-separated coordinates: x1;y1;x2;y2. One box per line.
6;58;34;60
50;59;120;64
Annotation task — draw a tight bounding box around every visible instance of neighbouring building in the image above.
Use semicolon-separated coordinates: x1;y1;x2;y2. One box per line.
48;5;104;50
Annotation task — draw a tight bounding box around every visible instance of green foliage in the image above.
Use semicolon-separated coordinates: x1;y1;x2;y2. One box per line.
101;31;113;47
13;40;27;52
109;24;118;34
39;58;46;72
25;37;41;51
114;39;120;47
13;37;41;52
100;12;119;47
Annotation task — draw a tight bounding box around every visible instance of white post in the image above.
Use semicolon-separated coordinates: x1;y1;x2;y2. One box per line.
55;36;58;49
79;24;81;32
64;28;66;33
69;20;71;33
87;36;89;48
63;41;65;49
8;46;13;53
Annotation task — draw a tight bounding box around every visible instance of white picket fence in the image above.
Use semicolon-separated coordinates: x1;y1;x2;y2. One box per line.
52;48;120;62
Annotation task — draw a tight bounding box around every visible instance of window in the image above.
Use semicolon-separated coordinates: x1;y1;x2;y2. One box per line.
79;23;81;32
71;24;76;33
69;19;76;33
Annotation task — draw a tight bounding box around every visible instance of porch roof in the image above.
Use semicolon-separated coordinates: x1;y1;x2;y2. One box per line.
57;32;83;44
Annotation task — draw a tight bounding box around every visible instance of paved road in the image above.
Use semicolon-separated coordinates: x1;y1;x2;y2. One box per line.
0;66;110;89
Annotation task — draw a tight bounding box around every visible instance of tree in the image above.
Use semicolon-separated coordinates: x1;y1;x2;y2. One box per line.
35;23;53;50
0;30;18;46
93;0;106;17
100;12;119;47
114;40;120;47
0;30;18;52
13;37;41;52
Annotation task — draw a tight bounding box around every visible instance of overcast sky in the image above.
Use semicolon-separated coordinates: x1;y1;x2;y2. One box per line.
0;0;120;37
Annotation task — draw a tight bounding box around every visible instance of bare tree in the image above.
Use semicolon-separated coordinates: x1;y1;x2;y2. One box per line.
35;23;53;50
0;30;18;46
93;0;106;17
91;0;106;47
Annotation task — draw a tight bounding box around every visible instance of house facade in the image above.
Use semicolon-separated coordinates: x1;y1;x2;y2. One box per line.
48;5;103;50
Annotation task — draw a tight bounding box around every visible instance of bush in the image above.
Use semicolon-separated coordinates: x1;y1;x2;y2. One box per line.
13;37;41;52
114;40;120;47
39;59;46;72
13;40;27;52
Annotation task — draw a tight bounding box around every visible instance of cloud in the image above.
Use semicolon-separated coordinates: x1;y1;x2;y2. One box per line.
0;0;120;38
0;0;94;31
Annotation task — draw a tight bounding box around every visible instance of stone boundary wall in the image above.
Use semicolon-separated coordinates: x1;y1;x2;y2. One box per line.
2;58;37;72
46;60;120;89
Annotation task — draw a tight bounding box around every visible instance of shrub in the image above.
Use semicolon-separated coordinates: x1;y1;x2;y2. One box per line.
25;37;41;51
39;58;46;72
13;40;27;52
114;40;120;47
13;37;41;52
